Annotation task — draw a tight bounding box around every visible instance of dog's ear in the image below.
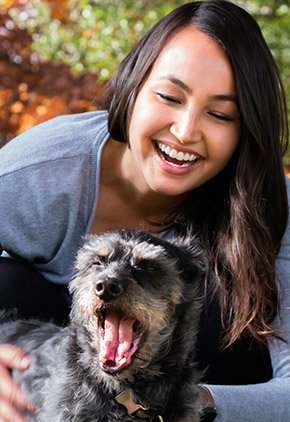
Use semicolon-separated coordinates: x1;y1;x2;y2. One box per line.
169;229;205;271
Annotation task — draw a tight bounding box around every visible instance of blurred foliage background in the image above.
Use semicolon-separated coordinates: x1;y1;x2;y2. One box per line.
0;0;289;161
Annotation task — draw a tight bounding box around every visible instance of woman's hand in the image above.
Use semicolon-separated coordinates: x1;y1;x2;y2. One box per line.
0;344;36;422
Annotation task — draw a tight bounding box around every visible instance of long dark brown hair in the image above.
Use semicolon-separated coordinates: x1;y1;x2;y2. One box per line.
104;1;289;346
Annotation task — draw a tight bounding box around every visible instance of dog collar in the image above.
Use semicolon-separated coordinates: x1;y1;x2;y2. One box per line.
115;390;164;422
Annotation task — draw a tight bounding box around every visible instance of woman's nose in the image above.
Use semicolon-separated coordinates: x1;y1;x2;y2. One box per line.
169;110;201;144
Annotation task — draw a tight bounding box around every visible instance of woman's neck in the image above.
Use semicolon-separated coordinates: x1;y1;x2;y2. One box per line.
91;138;187;234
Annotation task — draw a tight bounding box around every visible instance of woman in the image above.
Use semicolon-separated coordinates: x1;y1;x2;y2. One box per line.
0;1;289;421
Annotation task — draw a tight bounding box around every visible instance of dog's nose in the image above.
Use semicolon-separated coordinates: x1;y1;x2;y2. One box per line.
95;280;123;301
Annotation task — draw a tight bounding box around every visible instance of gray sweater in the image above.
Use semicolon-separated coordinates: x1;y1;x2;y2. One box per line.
0;111;290;421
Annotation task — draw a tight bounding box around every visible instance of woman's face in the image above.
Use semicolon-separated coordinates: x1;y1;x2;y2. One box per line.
126;26;240;199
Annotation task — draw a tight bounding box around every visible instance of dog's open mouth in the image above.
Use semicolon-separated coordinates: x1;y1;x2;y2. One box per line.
99;310;142;373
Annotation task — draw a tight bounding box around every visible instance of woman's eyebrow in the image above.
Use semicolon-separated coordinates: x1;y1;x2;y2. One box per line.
210;94;238;105
157;75;192;93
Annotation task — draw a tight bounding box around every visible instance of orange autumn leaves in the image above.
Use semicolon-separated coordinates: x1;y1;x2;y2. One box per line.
0;0;101;147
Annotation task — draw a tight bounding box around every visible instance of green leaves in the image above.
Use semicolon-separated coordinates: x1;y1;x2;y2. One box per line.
7;0;185;80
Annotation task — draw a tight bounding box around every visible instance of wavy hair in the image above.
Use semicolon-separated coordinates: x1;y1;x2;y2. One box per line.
104;1;289;346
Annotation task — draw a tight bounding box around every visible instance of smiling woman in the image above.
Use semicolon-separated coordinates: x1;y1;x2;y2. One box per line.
0;2;289;422
123;27;239;196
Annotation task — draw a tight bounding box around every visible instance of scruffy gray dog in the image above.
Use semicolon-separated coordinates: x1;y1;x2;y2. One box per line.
0;229;203;422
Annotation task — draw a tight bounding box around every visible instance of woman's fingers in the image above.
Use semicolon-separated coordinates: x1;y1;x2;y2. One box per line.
0;343;30;371
0;344;36;422
0;397;27;422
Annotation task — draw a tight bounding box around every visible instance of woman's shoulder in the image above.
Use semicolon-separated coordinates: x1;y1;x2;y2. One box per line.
276;176;290;265
0;110;109;177
285;175;290;201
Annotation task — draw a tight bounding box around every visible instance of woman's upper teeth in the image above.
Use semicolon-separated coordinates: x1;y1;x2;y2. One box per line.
157;142;199;162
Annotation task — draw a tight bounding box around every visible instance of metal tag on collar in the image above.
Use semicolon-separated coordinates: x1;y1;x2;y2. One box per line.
115;390;164;422
115;390;148;416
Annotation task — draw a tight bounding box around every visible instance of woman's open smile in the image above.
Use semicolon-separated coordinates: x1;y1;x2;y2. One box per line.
153;140;201;175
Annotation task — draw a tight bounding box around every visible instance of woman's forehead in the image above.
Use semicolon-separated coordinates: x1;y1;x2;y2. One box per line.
145;26;236;98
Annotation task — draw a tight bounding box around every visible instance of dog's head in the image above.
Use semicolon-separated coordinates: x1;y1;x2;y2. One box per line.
69;229;204;380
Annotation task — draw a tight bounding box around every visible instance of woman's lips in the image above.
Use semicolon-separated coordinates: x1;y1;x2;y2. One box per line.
156;141;199;165
154;141;201;174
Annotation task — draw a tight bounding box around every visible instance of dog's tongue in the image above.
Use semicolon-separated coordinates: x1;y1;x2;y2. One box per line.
99;311;140;371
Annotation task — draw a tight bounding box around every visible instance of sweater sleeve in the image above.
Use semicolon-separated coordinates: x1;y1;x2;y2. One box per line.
0;111;108;284
205;178;290;422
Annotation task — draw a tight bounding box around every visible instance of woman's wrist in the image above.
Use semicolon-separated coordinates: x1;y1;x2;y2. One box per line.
198;385;217;421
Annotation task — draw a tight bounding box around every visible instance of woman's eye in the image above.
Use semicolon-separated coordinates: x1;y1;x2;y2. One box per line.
208;112;234;122
155;91;181;104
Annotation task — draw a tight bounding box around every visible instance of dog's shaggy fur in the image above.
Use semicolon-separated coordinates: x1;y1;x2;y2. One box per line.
0;230;203;422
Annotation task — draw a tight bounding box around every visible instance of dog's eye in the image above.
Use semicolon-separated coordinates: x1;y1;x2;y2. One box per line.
92;256;107;266
133;260;156;272
143;265;155;272
92;261;102;266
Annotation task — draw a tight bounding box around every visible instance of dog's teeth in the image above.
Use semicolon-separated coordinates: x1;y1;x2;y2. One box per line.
116;357;127;366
